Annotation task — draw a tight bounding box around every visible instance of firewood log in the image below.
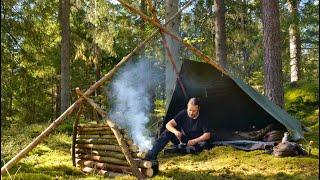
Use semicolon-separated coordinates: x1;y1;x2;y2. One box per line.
76;154;151;168
78;124;109;128
77;134;115;139
134;152;147;159
75;144;139;152
136;159;152;169
78;126;111;131
76;138;118;145
75;148;126;160
81;166;125;177
140;168;154;177
76;138;134;146
75;148;145;159
76;159;132;174
76;154;129;166
77;131;114;135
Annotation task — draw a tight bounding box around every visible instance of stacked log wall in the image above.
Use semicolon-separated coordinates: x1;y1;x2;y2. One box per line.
75;123;152;177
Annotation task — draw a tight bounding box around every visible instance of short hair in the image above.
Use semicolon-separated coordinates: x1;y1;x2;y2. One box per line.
188;97;200;106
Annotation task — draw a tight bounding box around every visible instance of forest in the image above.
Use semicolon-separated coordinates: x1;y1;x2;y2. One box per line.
1;0;319;179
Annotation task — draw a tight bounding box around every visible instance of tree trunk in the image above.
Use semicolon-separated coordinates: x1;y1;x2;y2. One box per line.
241;0;249;73
262;0;284;108
59;0;70;113
288;0;301;83
140;0;147;57
55;80;61;118
207;0;215;59
214;0;227;69
93;43;101;95
165;0;181;109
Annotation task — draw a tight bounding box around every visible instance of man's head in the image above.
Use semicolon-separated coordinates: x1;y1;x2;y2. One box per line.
187;97;200;119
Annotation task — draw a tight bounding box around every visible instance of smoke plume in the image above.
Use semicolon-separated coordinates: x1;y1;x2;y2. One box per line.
107;58;159;151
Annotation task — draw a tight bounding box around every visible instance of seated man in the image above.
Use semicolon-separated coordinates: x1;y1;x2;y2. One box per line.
146;97;212;160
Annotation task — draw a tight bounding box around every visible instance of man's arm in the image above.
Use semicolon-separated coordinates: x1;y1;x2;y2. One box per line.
166;119;182;141
187;132;211;146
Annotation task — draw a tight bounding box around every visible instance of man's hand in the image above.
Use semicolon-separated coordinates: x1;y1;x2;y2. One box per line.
187;139;197;146
174;131;182;141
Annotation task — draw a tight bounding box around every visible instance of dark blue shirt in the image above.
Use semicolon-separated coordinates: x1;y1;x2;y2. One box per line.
174;109;212;139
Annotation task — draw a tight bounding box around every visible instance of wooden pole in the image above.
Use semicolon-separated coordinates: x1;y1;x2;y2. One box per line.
75;88;144;179
117;0;229;76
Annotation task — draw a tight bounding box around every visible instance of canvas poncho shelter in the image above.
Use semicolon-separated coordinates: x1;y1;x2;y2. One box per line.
162;59;304;141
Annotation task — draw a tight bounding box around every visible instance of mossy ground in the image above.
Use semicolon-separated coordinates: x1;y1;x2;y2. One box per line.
1;81;318;179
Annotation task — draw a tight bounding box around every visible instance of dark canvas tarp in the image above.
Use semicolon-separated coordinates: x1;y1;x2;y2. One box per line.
162;60;304;141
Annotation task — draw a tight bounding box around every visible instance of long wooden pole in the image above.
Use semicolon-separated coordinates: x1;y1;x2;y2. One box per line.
117;0;229;76
1;1;193;175
75;88;144;179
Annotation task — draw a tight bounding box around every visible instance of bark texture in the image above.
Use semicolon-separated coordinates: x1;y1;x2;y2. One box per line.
165;0;181;108
214;0;227;69
288;0;301;82
262;0;284;108
60;0;71;113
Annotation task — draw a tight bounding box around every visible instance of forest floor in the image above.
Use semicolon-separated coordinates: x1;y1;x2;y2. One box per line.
1;81;318;180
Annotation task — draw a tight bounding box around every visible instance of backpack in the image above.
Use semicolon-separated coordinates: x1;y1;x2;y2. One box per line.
272;142;307;157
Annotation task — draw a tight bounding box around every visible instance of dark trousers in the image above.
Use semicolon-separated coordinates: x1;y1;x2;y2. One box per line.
147;130;212;160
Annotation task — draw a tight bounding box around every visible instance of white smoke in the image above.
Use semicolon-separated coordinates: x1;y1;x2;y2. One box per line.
108;58;159;151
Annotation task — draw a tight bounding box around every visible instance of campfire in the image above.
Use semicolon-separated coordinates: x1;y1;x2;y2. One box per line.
74;123;157;178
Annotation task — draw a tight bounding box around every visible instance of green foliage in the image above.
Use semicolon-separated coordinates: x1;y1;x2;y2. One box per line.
284;80;319;125
245;71;264;93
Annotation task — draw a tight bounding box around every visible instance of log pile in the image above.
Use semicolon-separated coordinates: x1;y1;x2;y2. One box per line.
75;123;153;178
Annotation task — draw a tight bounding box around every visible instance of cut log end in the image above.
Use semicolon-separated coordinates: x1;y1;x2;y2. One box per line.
140;168;154;177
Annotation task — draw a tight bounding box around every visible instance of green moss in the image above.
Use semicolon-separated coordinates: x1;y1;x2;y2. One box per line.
284;80;319;127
